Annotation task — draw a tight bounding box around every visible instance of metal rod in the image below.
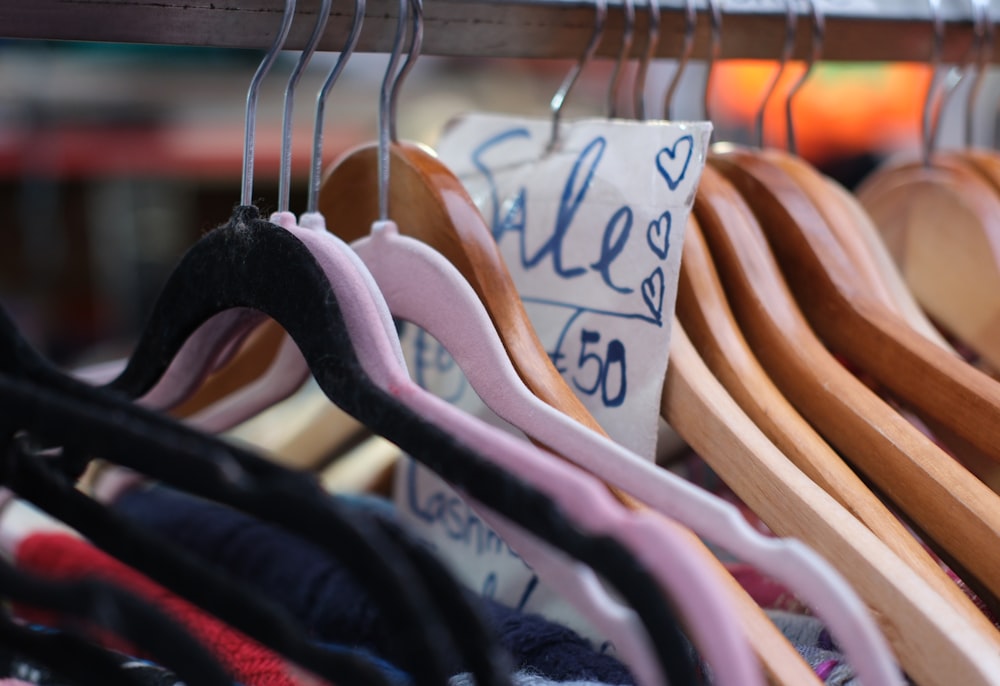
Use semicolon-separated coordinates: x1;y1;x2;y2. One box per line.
5;0;990;63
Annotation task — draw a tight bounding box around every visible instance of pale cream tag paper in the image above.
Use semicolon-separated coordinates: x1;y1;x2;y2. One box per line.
394;114;711;644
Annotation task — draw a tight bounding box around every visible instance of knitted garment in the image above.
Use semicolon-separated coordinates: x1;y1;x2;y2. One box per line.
115;486;636;685
14;532;300;686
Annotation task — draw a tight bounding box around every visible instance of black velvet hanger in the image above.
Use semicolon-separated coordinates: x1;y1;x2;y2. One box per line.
0;227;501;686
0;518;230;686
375;515;513;686
0;419;402;686
94;205;694;685
0;207;695;685
0;375;522;686
17;395;488;686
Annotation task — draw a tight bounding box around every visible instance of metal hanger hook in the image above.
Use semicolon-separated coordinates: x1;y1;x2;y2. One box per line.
702;0;722;122
921;0;946;165
549;0;608;150
389;0;424;142
663;0;696;120
965;0;992;148
241;0;297;207
753;0;796;148
634;0;660;120
378;0;411;221
926;0;980;156
278;0;332;214
307;0;366;214
785;0;824;155
607;0;636;119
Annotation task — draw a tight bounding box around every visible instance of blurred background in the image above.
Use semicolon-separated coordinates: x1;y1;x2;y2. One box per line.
0;38;995;363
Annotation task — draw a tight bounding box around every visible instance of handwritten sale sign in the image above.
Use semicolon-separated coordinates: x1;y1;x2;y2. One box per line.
393;114;711;642
435;113;711;457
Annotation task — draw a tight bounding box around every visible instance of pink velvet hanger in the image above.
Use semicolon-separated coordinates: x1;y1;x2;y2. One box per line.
72;311;264;411
74;0;351;427
348;217;904;686
287;216;762;686
284;9;760;677
143;0;361;432
93;208;759;686
67;0;320;412
318;0;890;680
264;211;724;686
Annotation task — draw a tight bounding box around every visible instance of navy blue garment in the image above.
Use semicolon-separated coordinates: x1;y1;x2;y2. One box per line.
114;486;635;685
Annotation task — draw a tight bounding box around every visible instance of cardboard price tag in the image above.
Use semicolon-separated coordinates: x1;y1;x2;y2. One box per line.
434;113;711;457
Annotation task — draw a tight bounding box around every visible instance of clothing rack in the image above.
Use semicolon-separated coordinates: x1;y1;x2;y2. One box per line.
1;0;991;63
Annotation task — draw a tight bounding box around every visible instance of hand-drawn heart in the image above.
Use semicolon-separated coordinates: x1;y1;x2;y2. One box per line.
641;267;665;324
647;211;672;260
656;135;694;191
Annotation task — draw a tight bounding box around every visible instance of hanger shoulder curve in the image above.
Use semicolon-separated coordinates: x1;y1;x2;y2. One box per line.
694;160;1000;618
763;150;958;352
858;159;1000;372
820;174;957;352
662;322;1000;686
714;148;1000;470
760;150;899;312
676;210;1000;642
319;141;604;433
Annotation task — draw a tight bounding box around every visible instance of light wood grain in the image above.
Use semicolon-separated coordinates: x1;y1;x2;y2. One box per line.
700;155;1000;619
664;322;1000;686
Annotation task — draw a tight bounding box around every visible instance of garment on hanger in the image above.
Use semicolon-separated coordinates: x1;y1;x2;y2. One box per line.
106;483;640;685
11;532;302;686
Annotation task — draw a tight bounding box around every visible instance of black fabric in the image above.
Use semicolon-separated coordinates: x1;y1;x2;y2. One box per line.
0;213;472;686
0;415;396;686
376;520;514;686
115;485;638;685
0;207;697;685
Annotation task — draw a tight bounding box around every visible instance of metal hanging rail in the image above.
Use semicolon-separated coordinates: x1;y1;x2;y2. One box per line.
0;0;989;62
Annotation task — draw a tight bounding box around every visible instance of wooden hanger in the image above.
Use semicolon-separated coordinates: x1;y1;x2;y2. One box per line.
703;149;1000;593
733;144;1000;461
317;54;821;686
763;152;953;351
853;0;1000;375
683;163;1000;683
676;208;1000;646
857;158;1000;368
718;0;1000;472
665;14;992;677
701;150;1000;611
770;151;1000;486
818;173;957;352
684;11;1000;651
662;320;1000;686
722;0;948;356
